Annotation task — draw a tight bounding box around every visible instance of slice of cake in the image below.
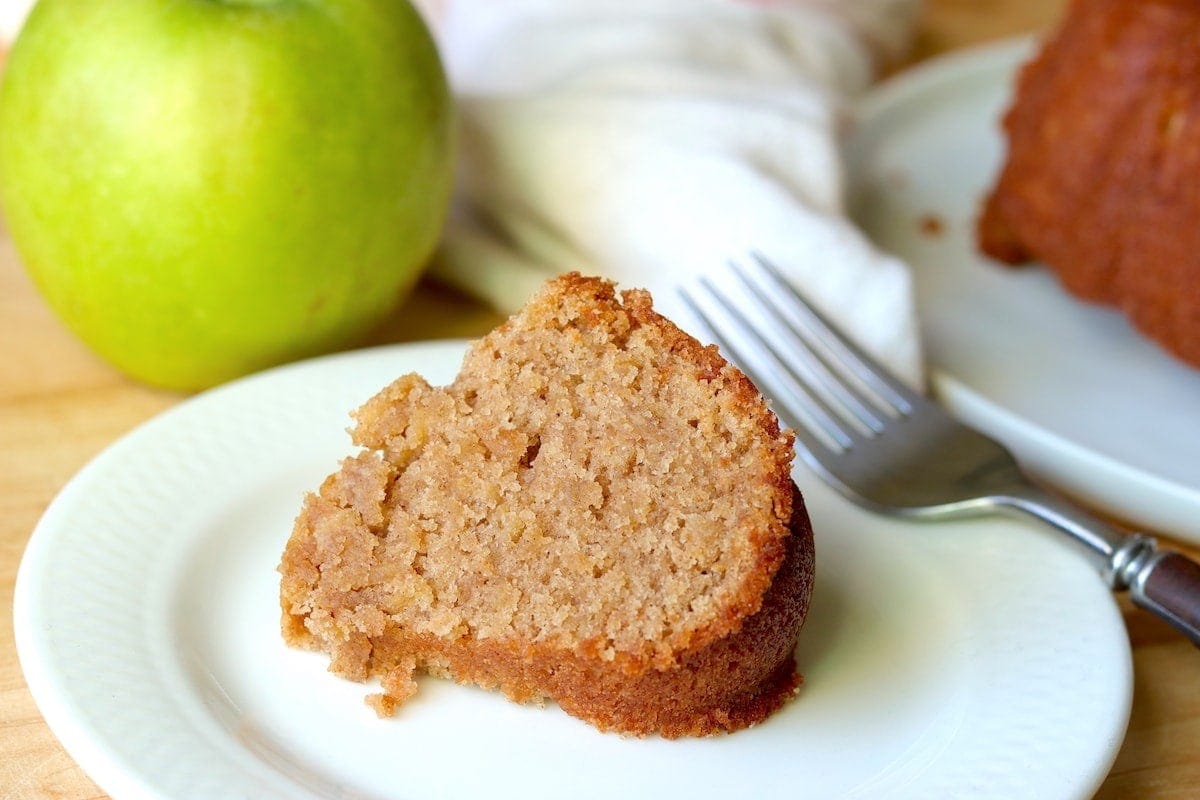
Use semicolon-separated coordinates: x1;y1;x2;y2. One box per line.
278;273;815;737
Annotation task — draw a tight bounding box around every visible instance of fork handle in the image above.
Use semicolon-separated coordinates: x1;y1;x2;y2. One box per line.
1129;551;1200;647
1000;486;1200;647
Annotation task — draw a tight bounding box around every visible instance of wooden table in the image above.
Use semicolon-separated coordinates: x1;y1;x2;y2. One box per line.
1;1;1196;797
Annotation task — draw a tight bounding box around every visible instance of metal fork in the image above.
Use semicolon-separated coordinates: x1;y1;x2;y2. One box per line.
680;253;1200;646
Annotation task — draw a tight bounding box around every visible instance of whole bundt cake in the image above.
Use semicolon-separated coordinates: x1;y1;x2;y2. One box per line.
978;0;1200;367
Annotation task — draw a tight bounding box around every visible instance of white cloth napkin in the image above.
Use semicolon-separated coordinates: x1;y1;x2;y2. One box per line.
0;0;31;50
419;0;924;386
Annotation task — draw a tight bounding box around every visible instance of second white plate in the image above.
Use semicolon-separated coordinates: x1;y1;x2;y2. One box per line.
847;39;1200;541
15;340;1130;800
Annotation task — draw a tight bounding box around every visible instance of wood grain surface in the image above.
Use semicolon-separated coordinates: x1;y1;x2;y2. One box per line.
2;1;1196;798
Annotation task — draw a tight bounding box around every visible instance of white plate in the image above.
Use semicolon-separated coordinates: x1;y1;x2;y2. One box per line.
847;39;1200;542
16;340;1130;800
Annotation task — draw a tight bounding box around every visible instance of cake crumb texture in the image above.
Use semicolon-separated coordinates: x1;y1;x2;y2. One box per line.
279;273;815;736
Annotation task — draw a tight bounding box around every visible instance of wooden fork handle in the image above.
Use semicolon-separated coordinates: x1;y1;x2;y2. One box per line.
1131;552;1200;647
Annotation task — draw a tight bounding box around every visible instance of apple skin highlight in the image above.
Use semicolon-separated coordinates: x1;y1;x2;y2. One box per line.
0;0;455;390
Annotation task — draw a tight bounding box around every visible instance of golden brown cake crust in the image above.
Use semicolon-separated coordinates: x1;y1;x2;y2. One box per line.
279;273;814;737
978;0;1200;367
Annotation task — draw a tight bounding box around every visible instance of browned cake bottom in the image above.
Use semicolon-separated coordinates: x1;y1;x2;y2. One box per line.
286;489;813;737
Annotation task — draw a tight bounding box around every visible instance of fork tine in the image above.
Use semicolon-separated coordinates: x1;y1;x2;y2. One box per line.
679;278;856;453
747;252;922;416
776;402;850;486
725;261;887;436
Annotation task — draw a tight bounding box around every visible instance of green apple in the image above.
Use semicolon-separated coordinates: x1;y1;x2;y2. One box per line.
0;0;453;390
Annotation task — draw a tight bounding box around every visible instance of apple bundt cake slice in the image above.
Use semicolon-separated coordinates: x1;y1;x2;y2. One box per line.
279;273;815;737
